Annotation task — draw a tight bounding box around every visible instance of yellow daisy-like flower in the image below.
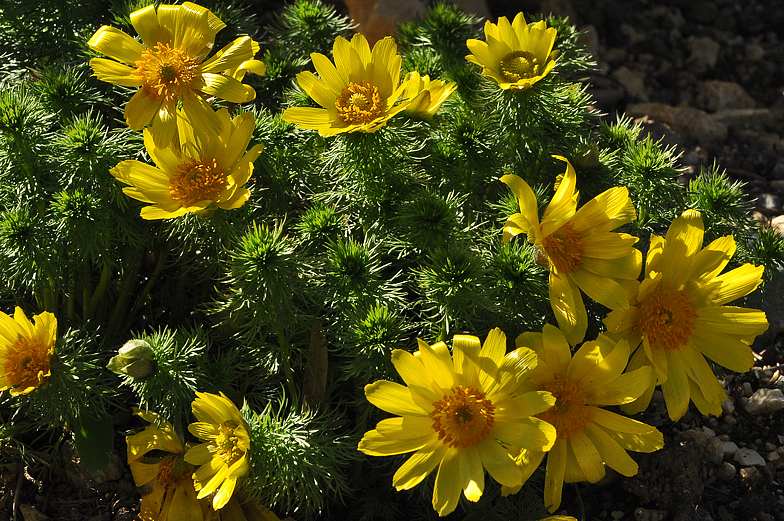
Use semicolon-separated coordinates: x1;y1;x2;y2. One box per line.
501;156;641;346
281;34;414;136
87;2;265;146
185;392;251;511
110;107;263;219
604;209;768;421
466;13;558;91
402;71;457;118
358;328;557;517
126;409;203;521
203;497;281;521
0;307;56;396
507;325;664;512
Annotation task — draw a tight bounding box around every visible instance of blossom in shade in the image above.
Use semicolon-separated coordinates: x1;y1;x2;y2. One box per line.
185;392;250;510
501;156;641;346
402;71;457;118
126;409;203;521
110;108;262;219
506;325;664;512
0;307;56;396
358;328;557;516
88;2;265;146
604;209;768;421
466;13;558;91
281;33;415;136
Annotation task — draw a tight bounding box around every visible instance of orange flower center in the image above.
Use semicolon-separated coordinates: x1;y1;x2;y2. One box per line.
213;420;245;467
542;223;583;273
537;374;593;439
634;286;698;352
4;336;52;392
169;157;226;208
134;42;201;101
500;50;540;82
430;386;495;448
157;454;193;488
335;82;385;125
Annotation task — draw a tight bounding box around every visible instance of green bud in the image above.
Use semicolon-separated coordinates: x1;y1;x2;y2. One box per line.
107;339;155;379
574;144;600;169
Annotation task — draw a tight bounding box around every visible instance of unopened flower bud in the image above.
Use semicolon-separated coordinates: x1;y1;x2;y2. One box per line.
108;339;155;379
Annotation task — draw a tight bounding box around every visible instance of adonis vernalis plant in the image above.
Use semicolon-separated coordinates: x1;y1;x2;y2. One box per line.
0;1;779;520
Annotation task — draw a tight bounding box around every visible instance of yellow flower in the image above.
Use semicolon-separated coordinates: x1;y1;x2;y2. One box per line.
0;307;56;395
88;2;265;146
501;156;641;346
466;13;558;91
605;210;768;421
507;325;663;512
402;71;457;118
185;392;251;511
126;409;203;521
358;328;557;517
110;108;263;219
282;34;414;136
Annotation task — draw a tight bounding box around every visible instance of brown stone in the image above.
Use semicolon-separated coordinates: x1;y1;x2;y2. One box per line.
626;102;728;147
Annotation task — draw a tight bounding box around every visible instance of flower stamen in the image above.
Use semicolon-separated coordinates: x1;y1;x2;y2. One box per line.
212;420;245;467
169;157;226;208
430;386;495;448
133;42;201;101
4;337;52;391
634;287;698;352
542;223;583;273
500;50;540;83
335;82;384;125
537;374;592;439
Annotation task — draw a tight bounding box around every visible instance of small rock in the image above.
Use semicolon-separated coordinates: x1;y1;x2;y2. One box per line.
688;36;720;70
722;441;740;459
773;163;784;179
740;466;763;488
19;505;50;521
612;66;648;101
711;108;773;130
635;508;668;521
734;447;766;467
697;81;755;112
755;193;781;211
771;215;784;238
681;151;701;165
718;462;737;481
743;382;753;396
744;388;784;415
721;399;736;415
611;511;625;520
745;43;765;61
626;102;727;147
767;451;780;462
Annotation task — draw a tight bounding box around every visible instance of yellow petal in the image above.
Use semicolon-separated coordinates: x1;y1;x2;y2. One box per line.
89;58;141;86
364;380;430;416
88;26;145;64
583;422;639;477
477;437;523;488
130;4;169;50
544;440;566;512
660;210;704;289
549;272;587;346
569;431;604;483
690;326;755;373
391;349;441;402
417;338;455;390
125;88;160;130
432;448;461;516
452;334;481;389
392;439;446;490
461;445;485;502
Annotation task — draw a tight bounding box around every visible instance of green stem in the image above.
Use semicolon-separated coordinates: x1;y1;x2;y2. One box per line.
106;247;144;339
275;324;298;407
86;258;111;322
123;244;168;332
